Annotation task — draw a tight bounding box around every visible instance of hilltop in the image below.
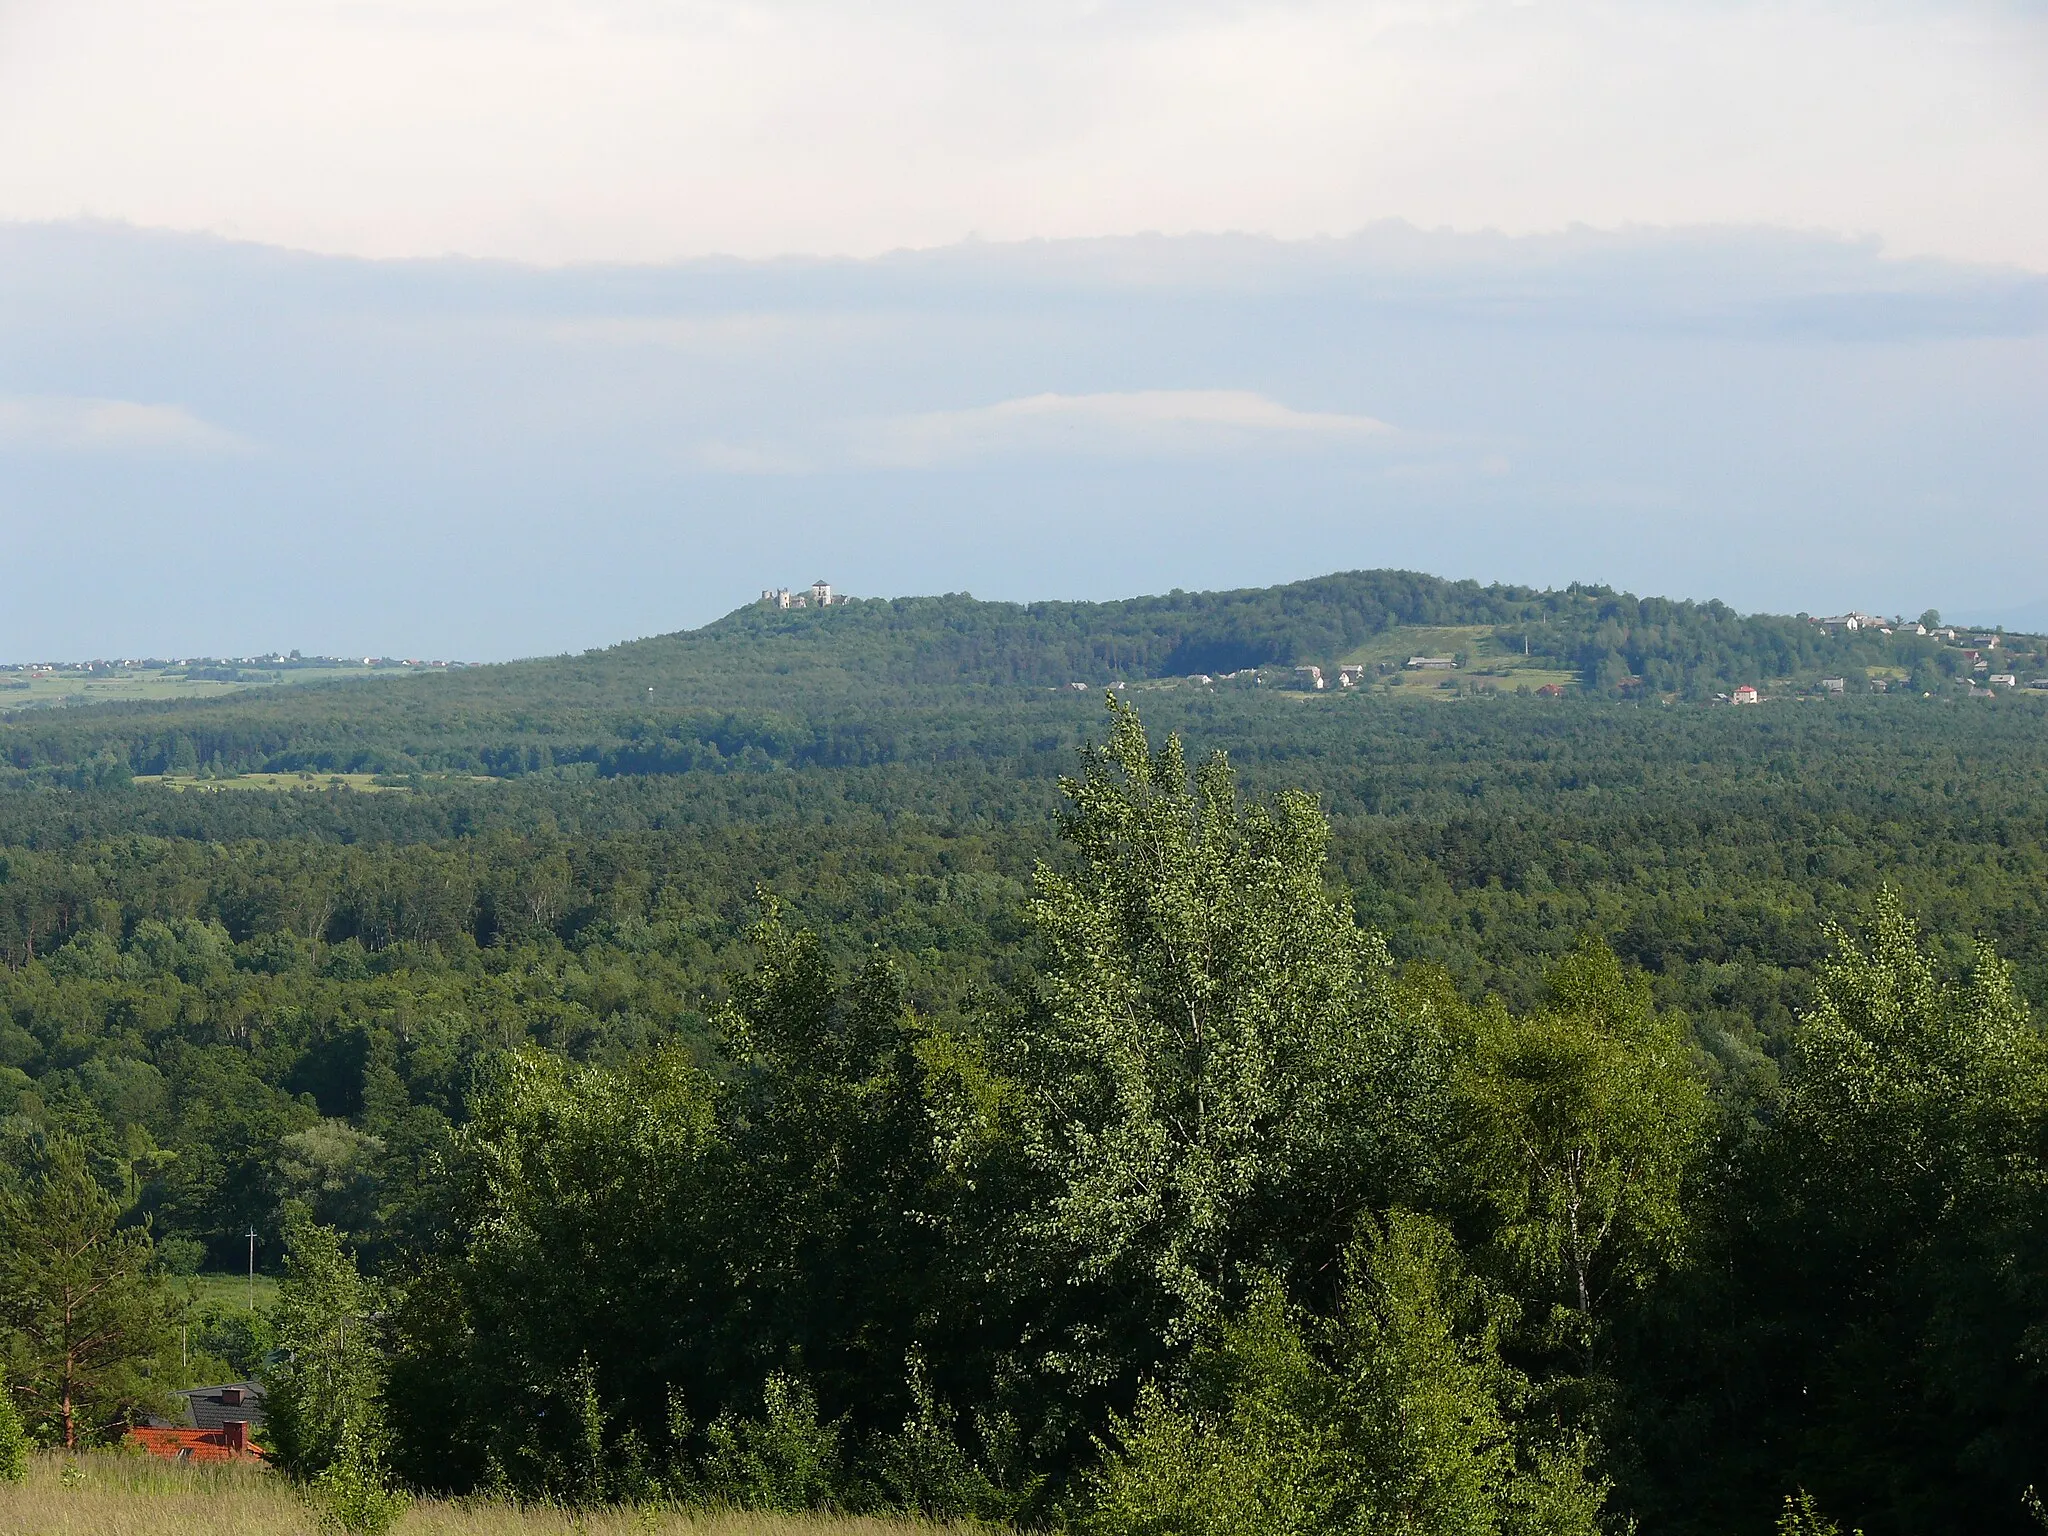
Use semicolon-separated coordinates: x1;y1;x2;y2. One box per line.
2;569;2034;791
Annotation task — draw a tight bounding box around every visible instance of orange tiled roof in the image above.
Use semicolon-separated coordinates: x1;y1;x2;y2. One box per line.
128;1426;265;1463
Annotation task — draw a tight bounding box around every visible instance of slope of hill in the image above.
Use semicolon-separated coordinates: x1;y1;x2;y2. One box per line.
4;569;2029;785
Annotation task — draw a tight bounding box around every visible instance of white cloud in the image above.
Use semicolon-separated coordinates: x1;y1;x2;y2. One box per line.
857;390;1401;467
0;396;250;455
693;389;1404;472
0;1;2039;267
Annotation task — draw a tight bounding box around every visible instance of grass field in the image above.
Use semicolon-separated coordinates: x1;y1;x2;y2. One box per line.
0;1453;983;1536
1329;626;1580;696
132;773;499;795
0;664;431;712
177;1271;281;1311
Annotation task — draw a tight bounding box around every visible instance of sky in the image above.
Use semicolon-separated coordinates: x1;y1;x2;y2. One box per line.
0;0;2043;659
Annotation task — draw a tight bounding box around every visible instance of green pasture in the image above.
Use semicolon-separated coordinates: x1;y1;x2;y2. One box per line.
177;1270;280;1312
0;663;422;712
133;771;498;794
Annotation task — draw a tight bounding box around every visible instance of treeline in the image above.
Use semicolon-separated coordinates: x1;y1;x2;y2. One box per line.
3;704;2043;1535
6;571;2023;786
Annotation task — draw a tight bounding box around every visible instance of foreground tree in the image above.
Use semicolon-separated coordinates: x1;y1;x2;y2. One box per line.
262;1211;388;1480
1455;939;1710;1352
1089;1211;1607;1536
1011;698;1446;1388
385;1046;733;1496
0;1137;174;1446
1627;889;2048;1536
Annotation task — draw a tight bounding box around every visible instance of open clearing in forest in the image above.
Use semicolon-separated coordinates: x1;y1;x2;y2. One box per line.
176;1270;282;1311
0;664;408;711
0;1454;980;1536
1331;626;1580;695
132;772;499;794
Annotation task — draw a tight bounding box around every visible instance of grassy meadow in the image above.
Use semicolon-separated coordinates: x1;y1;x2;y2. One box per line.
177;1270;282;1312
1328;624;1578;693
0;663;402;710
129;772;491;795
0;1453;981;1536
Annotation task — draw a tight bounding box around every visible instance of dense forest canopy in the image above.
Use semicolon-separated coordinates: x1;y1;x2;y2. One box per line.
2;569;2046;1535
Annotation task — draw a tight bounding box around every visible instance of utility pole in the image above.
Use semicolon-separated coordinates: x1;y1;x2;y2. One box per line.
246;1228;258;1311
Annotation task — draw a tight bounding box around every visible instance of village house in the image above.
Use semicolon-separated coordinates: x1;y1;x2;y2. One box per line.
1406;656;1457;670
129;1381;266;1464
1294;665;1325;690
1733;685;1761;705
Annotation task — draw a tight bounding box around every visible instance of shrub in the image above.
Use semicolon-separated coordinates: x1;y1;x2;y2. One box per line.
701;1372;842;1511
310;1421;409;1536
0;1389;28;1484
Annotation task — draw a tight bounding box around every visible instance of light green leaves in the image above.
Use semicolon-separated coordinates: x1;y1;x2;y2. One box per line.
1015;698;1421;1350
1454;940;1710;1334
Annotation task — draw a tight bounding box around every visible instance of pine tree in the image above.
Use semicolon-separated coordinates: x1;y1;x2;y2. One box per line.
0;1138;174;1447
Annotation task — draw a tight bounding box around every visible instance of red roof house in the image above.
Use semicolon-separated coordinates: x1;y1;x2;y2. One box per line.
128;1420;263;1463
128;1381;266;1463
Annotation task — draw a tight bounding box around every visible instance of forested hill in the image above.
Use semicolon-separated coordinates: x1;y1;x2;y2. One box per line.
3;569;2023;784
518;567;1986;694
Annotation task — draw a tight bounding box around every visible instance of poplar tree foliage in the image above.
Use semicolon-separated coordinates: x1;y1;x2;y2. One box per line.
1626;889;2048;1536
0;1136;172;1447
1748;892;2048;1533
0;1385;28;1482
263;1209;389;1480
1013;698;1443;1371
1089;1211;1607;1536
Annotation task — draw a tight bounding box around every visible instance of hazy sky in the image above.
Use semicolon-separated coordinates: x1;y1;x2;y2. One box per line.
0;2;2042;659
2;0;2043;266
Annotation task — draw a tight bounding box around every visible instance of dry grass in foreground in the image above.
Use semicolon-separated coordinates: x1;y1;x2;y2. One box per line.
0;1452;985;1536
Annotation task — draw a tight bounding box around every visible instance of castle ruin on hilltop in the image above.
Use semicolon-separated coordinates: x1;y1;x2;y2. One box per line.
760;580;837;610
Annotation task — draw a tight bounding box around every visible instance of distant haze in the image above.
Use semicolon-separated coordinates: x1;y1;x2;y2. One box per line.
2;1;2041;269
0;220;2042;660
